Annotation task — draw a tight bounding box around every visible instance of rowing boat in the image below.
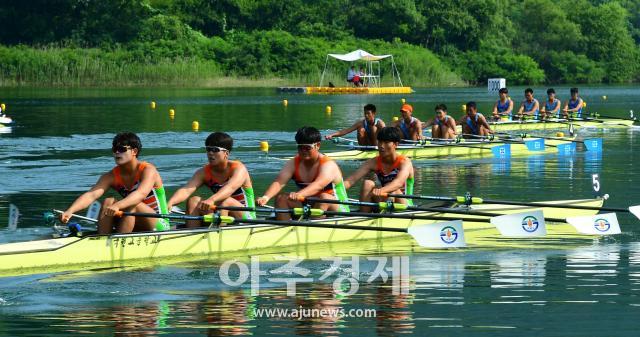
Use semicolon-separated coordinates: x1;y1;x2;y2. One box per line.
0;198;604;276
0;115;12;124
437;117;635;134
325;137;586;160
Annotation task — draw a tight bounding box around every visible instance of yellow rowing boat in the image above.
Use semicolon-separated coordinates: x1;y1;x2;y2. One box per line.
0;198;606;276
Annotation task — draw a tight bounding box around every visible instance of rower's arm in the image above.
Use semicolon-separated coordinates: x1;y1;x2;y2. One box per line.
296;160;340;198
344;159;375;189
64;172;111;214
567;98;583;112
379;159;413;194
167;168;205;208
260;160;294;202
506;100;514;114
207;164;250;204
551;100;561;114
377;120;386;128
112;165;157;210
491;102;499;115
447;117;457;130
517;102;525;114
325;120;360;139
524;101;539;115
422;118;434;128
415;118;423;140
479;115;493;133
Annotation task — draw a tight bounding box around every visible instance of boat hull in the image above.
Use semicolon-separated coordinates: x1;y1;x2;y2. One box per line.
0;199;604;276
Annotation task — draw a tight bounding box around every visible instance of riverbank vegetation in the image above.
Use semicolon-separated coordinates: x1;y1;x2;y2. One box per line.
0;0;638;87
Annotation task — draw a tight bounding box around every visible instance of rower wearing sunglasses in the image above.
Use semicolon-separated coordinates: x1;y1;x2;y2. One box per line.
343;127;414;212
60;132;170;234
257;126;350;220
167;132;256;227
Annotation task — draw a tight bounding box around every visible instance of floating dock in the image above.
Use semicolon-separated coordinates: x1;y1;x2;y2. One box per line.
277;86;413;94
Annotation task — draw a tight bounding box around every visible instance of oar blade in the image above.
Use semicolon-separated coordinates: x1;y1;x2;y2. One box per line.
629;205;640;220
525;138;545;152
86;201;101;220
8;203;19;230
491;144;511;159
490;210;547;237
566;212;621;235
557;142;577;156
584;138;603;152
407;220;466;248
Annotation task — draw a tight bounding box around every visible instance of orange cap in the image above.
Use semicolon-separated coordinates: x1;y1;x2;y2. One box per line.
400;104;413;113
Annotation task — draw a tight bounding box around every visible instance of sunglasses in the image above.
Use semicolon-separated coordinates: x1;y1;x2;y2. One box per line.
297;143;318;152
112;145;132;154
206;146;228;153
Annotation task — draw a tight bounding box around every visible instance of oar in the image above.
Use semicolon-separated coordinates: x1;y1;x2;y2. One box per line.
300;197;620;236
497;133;602;151
302;197;569;223
113;210;468;248
52;209;98;223
384;193;640;221
588;112;637;122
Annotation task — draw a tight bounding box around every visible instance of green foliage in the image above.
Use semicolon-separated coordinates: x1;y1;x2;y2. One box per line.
1;0;640;86
545;51;605;83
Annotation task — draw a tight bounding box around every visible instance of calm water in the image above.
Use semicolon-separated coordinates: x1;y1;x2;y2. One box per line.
0;86;639;336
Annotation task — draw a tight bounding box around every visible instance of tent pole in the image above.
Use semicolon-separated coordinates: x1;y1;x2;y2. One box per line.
319;55;329;87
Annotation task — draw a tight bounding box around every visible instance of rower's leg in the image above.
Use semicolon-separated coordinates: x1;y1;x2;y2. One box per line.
359;179;376;213
444;126;456;139
131;202;157;232
432;125;441;139
410;126;420;140
186;196;204;228
218;197;246;220
368;125;378;145
275;193;298;220
357;127;367;145
98;197;116;234
461;124;471;138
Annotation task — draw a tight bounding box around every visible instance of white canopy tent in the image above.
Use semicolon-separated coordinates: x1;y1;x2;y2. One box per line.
319;49;404;87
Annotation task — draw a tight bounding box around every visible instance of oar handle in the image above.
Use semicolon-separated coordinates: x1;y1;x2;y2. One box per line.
114;211;235;224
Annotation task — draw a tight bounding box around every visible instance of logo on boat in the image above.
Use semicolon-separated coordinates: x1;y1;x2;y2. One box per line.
521;216;539;232
594;218;611;232
440;226;458;244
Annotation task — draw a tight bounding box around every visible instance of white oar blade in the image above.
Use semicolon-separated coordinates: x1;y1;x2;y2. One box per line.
490;210;546;237
171;206;185;214
566;212;621;235
407;220;466;248
8;203;19;230
86;201;101;220
629;205;640;220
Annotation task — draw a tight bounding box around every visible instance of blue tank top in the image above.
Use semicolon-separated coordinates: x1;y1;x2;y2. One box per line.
545;99;560;118
465;113;484;135
363;118;380;135
399;117;417;139
568;99;583;118
524;99;539;119
497;99;511;113
435;115;449;126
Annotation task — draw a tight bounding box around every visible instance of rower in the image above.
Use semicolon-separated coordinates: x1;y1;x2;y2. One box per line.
167;132;255;227
422;103;457;139
491;87;514;121
60;132;170;234
563;87;584;119
460;101;492;137
541;88;562;120
516;88;540;120
257;126;350;220
343;127;414;213
393;103;422;141
325;104;386;146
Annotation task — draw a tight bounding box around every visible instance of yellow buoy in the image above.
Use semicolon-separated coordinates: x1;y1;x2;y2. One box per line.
556;132;565;137
462;104;467;112
192;121;199;132
326;105;332;113
1;103;5;111
260;141;269;153
150;101;156;109
283;99;288;106
583;101;587;108
602;95;607;100
169;109;175;119
401;98;406;104
392;116;399;122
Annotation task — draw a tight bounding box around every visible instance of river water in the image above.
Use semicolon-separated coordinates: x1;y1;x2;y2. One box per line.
0;86;639;336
